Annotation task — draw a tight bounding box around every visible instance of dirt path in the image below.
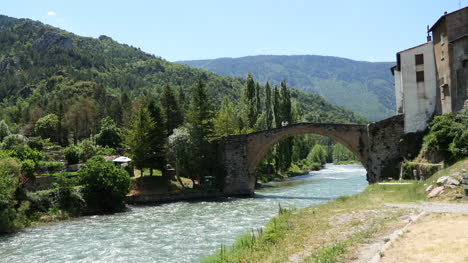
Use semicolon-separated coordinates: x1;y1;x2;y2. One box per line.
385;202;468;213
378;213;468;263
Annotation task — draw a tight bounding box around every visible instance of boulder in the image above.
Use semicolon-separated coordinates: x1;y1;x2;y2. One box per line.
425;185;433;192
427;186;444;198
446;177;460;186
436;176;460;186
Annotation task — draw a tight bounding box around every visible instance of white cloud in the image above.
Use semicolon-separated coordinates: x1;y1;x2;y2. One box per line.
47;11;56;16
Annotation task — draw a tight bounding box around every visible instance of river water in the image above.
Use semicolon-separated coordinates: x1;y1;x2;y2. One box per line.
0;164;367;263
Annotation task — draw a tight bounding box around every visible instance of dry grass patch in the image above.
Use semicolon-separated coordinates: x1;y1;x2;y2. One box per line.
380;213;468;263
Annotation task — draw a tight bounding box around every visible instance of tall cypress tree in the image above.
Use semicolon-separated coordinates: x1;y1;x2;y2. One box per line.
255;81;262;120
245;73;256;129
161;85;184;136
273;85;281;128
265;81;273;130
278;80;293;171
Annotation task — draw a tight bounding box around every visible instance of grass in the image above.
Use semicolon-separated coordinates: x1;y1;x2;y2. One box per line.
201;159;467;263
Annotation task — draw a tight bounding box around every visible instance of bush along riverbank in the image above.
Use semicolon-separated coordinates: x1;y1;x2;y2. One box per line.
201;159;467;263
0;156;131;234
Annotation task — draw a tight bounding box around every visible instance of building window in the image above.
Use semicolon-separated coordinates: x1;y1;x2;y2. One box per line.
415;54;424;65
440;33;445;45
416;71;424;82
441;51;445;60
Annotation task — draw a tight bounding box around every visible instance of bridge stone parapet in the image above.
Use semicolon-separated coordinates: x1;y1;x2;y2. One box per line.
215;114;407;195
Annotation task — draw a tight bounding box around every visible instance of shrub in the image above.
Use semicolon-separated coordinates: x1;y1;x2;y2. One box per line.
62;145;81;165
0;158;29;233
423;113;467;162
78;139;97;162
35;114;59;141
0;158;21;204
44;161;63;173
1;134;27;150
0;120;10;142
95;146;116;156
21;159;36;177
53;172;85;216
79;156;131;213
27;136;45;151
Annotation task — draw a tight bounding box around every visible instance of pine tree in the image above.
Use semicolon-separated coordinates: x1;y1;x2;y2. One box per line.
187;79;214;184
147;99;167;175
161;85;184;136
265;81;273;130
124;105;154;176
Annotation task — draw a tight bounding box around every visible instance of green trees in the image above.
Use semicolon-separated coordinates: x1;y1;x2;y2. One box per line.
124;105;154;175
62;145;81;165
307;144;327;167
0;120;10;142
35;114;59;141
147;100;167;175
423;112;468;162
265;82;273;130
0;157;29;233
276;81;293;172
95;117;121;148
124;100;167;176
214;97;239;137
79;156;131;213
332;144;356;164
187;79;215;184
160;85;184;135
245;73;257;129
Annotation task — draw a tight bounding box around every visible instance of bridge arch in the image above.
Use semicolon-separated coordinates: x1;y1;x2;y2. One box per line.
245;123;368;176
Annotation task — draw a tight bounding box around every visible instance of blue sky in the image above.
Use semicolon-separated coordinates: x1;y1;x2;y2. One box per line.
1;0;466;62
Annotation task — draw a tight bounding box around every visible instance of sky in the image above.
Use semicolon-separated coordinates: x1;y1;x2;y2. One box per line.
1;0;467;62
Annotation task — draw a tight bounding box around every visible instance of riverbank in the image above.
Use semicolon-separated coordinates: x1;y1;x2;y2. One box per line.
201;159;467;262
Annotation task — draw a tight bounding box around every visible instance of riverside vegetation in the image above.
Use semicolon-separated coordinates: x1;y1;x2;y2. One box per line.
0;15;362;233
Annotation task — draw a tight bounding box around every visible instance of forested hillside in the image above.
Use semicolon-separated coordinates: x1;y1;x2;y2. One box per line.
0;15;364;128
178;55;395;121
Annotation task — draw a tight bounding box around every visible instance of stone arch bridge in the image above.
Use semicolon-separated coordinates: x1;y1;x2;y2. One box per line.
214;115;412;196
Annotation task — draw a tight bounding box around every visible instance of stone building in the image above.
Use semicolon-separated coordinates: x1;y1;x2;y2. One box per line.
392;7;468;133
429;7;468;114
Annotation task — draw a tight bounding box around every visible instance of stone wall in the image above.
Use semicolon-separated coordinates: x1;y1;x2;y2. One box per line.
365;114;406;182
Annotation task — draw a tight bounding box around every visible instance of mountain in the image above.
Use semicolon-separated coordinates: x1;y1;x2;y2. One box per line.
178;55;395;121
0;15;365;127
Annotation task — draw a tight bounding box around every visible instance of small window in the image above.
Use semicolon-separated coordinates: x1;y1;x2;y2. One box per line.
416;71;425;82
415;54;424;65
441;51;445;60
440;33;445;45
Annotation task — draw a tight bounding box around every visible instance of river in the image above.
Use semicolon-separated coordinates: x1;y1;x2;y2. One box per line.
0;164;367;263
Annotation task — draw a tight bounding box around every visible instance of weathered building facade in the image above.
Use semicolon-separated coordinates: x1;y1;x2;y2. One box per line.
429;7;468;114
392;7;468;133
392;42;437;133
